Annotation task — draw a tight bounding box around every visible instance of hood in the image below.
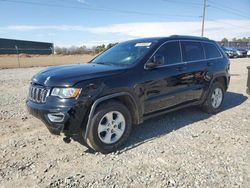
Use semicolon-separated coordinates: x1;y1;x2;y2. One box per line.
32;63;126;87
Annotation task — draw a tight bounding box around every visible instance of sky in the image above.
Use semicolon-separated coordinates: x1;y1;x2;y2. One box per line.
0;0;249;47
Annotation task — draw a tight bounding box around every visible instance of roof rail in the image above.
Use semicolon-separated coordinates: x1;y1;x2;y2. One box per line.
169;35;209;40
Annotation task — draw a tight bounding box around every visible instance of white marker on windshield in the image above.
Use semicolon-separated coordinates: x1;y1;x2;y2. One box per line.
135;42;152;47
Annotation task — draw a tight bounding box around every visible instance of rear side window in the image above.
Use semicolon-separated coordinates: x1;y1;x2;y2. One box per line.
155;41;181;65
181;41;204;62
203;43;221;59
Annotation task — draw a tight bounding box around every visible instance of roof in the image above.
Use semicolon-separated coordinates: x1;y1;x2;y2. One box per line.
124;35;211;44
0;38;52;45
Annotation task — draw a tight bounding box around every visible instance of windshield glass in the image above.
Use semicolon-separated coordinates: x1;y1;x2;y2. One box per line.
91;40;156;66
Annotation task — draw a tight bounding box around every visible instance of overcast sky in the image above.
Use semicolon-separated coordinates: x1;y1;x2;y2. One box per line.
0;0;249;47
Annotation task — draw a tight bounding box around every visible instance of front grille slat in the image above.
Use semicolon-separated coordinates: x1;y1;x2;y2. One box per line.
37;88;41;103
31;87;35;100
34;88;37;102
41;89;48;103
29;85;48;103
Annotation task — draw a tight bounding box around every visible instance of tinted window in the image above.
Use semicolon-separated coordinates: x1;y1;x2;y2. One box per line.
181;41;204;62
154;41;181;65
203;43;221;59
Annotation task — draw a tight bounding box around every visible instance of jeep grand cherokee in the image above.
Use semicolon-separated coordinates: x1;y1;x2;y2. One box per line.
26;35;230;153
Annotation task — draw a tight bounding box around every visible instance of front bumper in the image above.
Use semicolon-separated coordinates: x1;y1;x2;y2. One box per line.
26;97;90;136
226;51;237;58
237;52;247;57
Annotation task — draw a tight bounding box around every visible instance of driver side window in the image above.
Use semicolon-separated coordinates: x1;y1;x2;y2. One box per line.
155;41;182;65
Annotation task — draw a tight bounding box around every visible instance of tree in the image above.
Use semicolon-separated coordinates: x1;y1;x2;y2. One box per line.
106;43;118;49
54;47;63;54
54;42;119;55
95;44;106;54
221;38;228;43
54;45;89;55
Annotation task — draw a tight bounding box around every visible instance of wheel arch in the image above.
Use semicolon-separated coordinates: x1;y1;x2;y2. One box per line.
201;73;229;104
212;75;228;90
83;92;140;140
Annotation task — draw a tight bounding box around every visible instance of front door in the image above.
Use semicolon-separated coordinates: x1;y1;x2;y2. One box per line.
142;41;191;114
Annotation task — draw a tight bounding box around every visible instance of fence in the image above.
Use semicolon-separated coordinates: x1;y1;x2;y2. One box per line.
0;47;53;55
0;48;94;69
0;47;55;68
0;38;54;55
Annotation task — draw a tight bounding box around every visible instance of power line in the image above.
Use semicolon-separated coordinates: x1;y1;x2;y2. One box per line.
162;0;250;19
0;0;199;18
208;0;250;18
162;0;202;6
209;5;250;19
206;18;250;31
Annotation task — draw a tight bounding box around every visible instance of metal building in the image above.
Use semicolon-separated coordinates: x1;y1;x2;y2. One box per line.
218;41;250;49
0;38;53;55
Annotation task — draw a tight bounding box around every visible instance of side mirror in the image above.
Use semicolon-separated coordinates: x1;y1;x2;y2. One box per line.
146;55;165;69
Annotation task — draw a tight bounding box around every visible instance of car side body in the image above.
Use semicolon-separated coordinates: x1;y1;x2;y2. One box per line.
27;35;230;153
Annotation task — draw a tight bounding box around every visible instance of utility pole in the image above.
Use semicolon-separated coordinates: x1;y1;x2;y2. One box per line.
201;0;206;37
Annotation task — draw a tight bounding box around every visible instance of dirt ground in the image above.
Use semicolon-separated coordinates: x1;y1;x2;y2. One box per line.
0;54;94;69
0;58;250;187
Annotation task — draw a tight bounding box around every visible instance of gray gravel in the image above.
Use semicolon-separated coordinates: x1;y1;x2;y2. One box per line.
0;58;250;187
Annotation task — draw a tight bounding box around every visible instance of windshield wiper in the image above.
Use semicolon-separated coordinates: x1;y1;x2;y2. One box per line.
95;62;113;65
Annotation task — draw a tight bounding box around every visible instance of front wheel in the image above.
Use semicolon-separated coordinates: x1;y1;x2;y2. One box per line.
85;100;132;153
201;82;225;114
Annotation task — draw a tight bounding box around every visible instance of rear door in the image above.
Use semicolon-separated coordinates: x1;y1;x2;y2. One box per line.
180;41;207;100
202;41;224;74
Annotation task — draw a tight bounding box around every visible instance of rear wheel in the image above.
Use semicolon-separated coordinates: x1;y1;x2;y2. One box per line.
201;82;225;114
85;100;132;153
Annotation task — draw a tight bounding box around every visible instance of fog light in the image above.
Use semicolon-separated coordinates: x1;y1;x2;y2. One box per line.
47;113;65;122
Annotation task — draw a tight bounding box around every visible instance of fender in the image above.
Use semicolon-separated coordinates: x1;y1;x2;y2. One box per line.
209;71;230;89
200;71;230;103
84;92;139;140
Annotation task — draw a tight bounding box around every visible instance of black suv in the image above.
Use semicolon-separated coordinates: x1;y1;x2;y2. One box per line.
27;35;230;153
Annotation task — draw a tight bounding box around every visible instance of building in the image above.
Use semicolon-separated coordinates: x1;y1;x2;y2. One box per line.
218;41;250;49
0;38;53;55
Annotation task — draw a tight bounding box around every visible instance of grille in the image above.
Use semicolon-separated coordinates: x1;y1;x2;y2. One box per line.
29;85;49;103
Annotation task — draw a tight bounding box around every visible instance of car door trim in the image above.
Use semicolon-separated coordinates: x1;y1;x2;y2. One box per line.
144;39;223;70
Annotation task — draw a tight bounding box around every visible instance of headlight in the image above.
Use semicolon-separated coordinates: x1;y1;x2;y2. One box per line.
51;88;81;99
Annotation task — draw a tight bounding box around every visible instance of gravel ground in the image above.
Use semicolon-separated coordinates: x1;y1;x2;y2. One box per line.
0;58;250;188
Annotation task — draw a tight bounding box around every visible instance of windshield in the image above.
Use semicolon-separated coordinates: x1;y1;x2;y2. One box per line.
91;40;156;66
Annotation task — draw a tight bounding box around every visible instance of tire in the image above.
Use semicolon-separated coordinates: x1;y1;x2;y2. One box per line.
201;82;225;114
85;100;132;153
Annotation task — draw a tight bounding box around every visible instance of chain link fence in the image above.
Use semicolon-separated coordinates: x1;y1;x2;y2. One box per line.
0;47;54;68
0;47;94;69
